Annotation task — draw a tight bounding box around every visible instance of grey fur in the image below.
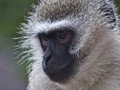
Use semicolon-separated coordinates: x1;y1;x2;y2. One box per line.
17;0;120;90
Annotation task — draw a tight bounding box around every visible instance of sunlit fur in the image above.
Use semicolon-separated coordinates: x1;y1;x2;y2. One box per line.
17;0;120;90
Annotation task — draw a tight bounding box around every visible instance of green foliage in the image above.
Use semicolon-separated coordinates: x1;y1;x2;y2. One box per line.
0;0;37;49
0;0;37;81
114;0;120;14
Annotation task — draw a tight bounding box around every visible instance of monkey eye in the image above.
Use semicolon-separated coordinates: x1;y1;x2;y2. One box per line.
58;31;67;39
40;34;49;46
43;35;49;41
57;31;72;44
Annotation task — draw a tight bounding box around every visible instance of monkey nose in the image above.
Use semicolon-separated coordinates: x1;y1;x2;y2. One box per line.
43;55;52;68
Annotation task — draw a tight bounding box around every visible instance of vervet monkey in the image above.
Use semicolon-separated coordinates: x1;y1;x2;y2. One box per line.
18;0;120;90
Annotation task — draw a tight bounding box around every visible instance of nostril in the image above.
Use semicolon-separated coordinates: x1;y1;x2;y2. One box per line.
46;55;52;61
43;55;52;68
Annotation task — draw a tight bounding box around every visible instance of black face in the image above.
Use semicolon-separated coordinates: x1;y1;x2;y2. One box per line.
38;29;75;82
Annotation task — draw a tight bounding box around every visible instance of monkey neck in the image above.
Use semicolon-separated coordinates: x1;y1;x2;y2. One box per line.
80;29;120;90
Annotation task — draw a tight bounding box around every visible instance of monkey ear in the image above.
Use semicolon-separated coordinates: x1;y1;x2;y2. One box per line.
99;0;116;29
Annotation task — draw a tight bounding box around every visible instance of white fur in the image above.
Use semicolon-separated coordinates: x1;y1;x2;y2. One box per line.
33;20;71;33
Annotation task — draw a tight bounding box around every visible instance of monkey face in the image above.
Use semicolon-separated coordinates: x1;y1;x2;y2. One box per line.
18;0;120;89
38;28;76;82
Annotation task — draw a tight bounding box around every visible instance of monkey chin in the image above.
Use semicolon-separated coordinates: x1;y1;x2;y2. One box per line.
44;64;75;83
47;70;72;83
48;73;70;83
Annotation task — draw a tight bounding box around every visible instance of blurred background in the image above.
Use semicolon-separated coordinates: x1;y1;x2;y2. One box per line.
0;0;37;90
0;0;120;90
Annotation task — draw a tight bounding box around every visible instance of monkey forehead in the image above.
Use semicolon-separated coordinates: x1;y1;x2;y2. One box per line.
36;0;83;21
33;20;75;33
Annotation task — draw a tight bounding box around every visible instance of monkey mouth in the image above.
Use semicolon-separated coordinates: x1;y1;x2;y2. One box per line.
43;63;75;83
47;70;69;82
